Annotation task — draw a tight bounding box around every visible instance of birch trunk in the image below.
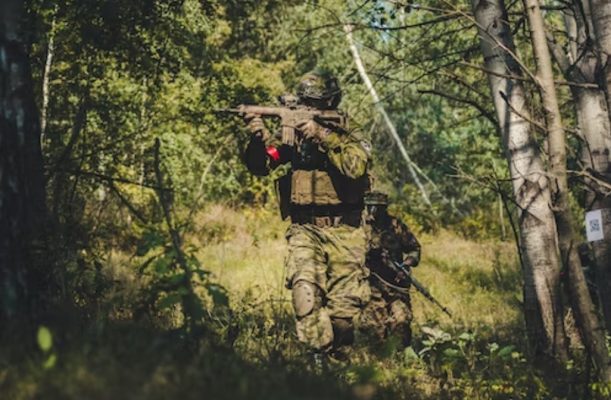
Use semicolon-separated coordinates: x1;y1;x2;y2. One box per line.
0;0;48;323
472;0;568;360
589;0;611;124
558;0;611;333
524;0;611;381
40;14;56;148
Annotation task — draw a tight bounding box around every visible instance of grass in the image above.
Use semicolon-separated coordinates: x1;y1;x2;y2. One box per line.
1;205;606;399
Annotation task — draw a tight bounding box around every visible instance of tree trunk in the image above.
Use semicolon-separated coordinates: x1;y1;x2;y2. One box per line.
472;0;568;361
555;0;611;333
0;0;48;324
40;13;56;149
571;0;611;334
589;0;611;124
524;0;611;382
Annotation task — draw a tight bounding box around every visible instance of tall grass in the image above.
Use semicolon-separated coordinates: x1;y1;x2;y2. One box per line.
3;205;607;399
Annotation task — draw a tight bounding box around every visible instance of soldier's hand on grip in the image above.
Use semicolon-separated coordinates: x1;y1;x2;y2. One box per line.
297;119;328;143
244;113;269;140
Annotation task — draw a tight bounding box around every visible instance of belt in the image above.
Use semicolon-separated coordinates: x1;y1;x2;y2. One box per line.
291;210;362;228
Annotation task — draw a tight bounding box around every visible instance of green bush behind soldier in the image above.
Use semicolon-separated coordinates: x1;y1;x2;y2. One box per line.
359;191;421;347
241;70;372;360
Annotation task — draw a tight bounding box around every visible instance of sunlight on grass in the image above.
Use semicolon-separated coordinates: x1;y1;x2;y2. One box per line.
194;206;522;339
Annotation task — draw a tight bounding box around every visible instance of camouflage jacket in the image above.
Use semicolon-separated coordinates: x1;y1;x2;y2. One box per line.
243;121;371;216
243;126;371;179
365;215;421;282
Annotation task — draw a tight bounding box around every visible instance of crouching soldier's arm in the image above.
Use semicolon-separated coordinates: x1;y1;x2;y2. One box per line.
393;219;421;268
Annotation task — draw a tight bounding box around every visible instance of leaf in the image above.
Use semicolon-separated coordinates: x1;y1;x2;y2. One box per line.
403;346;419;362
158;293;182;310
137;230;166;256
442;348;461;359
43;353;57;369
153;253;174;274
498;345;516;358
194;269;210;279
207;283;229;307
167;273;186;286
488;342;499;353
37;326;53;352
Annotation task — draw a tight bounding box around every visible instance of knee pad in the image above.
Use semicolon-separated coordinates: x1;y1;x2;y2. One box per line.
292;281;322;318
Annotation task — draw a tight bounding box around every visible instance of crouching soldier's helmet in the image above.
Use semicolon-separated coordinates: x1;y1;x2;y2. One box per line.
364;191;389;222
296;70;342;110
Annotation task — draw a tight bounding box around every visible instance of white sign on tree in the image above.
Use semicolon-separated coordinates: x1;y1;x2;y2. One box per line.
586;210;605;242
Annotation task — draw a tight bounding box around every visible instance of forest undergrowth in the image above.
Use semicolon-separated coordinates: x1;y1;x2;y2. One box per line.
1;206;608;400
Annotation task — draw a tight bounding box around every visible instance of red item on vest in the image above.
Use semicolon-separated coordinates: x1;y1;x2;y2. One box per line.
266;146;280;162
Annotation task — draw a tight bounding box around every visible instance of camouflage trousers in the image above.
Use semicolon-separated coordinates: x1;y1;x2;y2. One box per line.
358;276;413;346
285;223;370;352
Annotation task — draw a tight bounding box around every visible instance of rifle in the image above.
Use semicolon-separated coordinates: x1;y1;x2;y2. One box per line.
215;94;349;145
392;261;452;318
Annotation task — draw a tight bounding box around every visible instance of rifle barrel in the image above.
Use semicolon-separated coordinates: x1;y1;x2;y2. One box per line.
393;261;452;318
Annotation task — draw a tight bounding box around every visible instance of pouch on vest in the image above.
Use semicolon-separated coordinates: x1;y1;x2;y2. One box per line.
290;169;369;205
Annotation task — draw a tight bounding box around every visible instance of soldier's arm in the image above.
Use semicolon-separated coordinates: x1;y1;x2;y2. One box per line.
319;130;371;179
243;133;290;176
394;219;421;267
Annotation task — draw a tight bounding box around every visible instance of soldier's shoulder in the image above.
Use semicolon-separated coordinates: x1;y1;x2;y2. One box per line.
342;126;372;155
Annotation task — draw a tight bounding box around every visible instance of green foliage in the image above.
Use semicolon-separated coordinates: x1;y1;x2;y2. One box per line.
12;0;610;398
37;326;57;370
36;326;53;352
416;326;549;399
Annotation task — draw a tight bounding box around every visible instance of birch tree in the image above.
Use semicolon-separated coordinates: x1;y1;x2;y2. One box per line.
589;0;611;123
523;0;611;381
471;0;568;360
548;0;611;333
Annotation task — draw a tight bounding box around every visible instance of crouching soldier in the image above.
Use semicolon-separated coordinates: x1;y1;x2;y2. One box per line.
359;191;421;347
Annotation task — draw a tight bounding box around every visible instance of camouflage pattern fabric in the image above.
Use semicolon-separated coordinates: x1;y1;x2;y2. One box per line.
359;279;412;345
285;223;370;351
360;214;420;345
242;90;373;354
365;217;421;269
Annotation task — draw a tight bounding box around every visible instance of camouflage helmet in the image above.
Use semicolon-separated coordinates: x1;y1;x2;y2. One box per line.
296;69;342;109
364;191;389;206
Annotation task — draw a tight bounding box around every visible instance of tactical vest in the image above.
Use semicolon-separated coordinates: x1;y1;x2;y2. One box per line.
275;139;369;218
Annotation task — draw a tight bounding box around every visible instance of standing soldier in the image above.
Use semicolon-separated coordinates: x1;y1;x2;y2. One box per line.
360;191;421;347
242;70;372;361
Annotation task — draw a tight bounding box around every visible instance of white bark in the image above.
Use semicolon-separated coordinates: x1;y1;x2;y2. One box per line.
40;15;55;148
526;0;611;381
472;0;568;360
343;24;432;207
565;0;611;335
589;0;611;123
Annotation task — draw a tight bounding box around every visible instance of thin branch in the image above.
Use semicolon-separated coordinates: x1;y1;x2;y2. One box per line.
344;23;432;206
106;180;148;224
418;88;498;128
59;168;171;192
459;61;598;88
